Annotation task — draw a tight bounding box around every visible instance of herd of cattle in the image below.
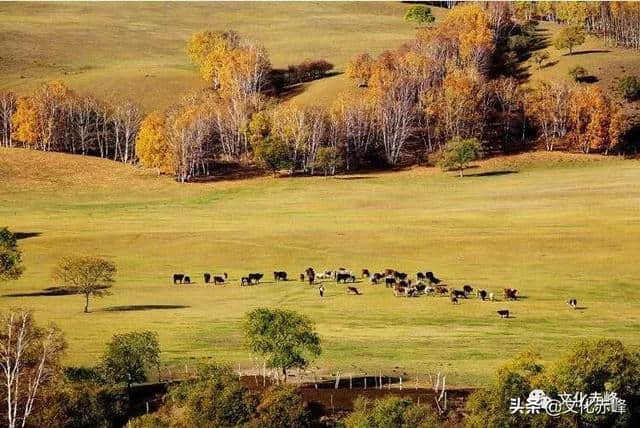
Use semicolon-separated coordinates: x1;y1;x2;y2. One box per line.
171;267;579;318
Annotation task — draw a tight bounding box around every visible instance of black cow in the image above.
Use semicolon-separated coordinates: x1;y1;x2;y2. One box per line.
305;268;315;285
274;271;287;281
249;273;263;284
385;276;396;288
213;275;225;285
398;279;411;288
362;269;370;278
415;284;426;293
183;276;191;284
371;273;383;284
425;272;441;285
241;276;251;286
204;273;211;284
478;290;488;301
463;285;473;295
394;272;408;280
497;309;510;318
451;289;466;299
504;288;518;301
173;274;184;284
347;286;360;295
451;295;459;304
336;272;353;283
299;273;305;281
417;272;426;281
567;299;577;309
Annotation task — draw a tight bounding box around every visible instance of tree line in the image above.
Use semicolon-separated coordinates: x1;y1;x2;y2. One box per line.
1;3;638;183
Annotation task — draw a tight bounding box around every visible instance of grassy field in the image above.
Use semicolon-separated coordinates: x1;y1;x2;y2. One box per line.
0;1;435;112
2;148;640;386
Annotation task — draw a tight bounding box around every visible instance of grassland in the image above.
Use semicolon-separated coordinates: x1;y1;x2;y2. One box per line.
2;148;640;386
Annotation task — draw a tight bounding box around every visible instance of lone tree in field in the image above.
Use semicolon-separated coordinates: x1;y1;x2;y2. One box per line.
52;256;116;313
439;137;483;177
404;5;435;27
102;330;160;391
0;227;24;282
0;309;65;428
554;26;585;55
244;308;321;381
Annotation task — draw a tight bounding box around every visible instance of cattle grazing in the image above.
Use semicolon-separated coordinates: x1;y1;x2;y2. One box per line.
451;289;466;299
435;286;448;295
241;277;250;286
417;272;426;281
319;285;325;297
249;273;264;284
393;286;406;297
362;269;370;278
478;290;488;301
503;288;518;300
299;273;305;281
347;286;360;295
497;309;510;318
173;274;184;284
273;271;287;281
371;273;383;284
213;275;225;285
305;268;315;285
183;276;191;284
203;273;211;284
316;272;327;280
425;272;441;285
224;273;228;279
385;276;396;288
415;284;426;293
450;295;459;304
463;285;473;296
425;286;435;295
398;279;412;288
406;287;418;297
567;299;577;309
384;268;396;276
336;272;354;283
394;271;408;280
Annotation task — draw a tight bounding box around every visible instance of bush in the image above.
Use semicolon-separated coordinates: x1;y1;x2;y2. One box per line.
345;396;442;428
247;385;311;428
568;65;588;82
617;75;640;101
439;137;483;177
126;413;170;428
169;364;259;427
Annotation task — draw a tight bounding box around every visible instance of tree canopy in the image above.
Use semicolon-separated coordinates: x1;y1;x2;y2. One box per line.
0;227;24;282
404;5;435;26
244;308;321;378
554;26;586;55
52;256;116;313
439;137;483;177
101;330;160;390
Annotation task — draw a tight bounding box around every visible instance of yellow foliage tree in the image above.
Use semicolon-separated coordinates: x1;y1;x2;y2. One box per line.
136;111;174;175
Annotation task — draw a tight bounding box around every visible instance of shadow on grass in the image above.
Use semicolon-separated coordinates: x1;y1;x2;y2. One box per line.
566;49;611;56
465;170;518;177
3;285;109;298
333;176;378;181
14;232;41;240
102;305;190;312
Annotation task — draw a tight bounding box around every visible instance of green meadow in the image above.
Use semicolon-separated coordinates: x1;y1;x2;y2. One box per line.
2;148;639;386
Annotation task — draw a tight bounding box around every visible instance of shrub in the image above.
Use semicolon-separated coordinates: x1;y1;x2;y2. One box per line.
439;137;483;177
568;65;588;82
247;385;311;428
345;396;442;428
617;75;640;101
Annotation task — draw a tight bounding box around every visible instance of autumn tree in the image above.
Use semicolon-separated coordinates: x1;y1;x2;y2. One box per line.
0;310;66;428
345;53;373;87
0;227;24;282
526;81;572;151
52;256;116;313
244;308;321;380
0;92;16;147
569;85;620;154
404;5;435;27
439;137;482;177
554;26;585;55
136;111;173;175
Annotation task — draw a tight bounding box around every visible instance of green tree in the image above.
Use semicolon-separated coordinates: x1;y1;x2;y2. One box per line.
101;331;160;391
52;256;116;313
314;146;339;176
244;308;321;379
616;75;640;101
253;136;291;177
553;26;585;55
568;65;588;82
0;227;24;282
439;137;483;177
405;5;435;26
247;385;311;428
345;396;442;428
168;364;258;427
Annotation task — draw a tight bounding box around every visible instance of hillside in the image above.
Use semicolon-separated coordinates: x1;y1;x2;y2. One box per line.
2;148;640;386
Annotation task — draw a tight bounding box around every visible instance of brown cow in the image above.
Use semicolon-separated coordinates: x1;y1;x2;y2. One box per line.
503;288;518;300
347;286;361;295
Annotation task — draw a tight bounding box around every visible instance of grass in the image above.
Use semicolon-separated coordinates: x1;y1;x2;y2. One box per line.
2;148;640;387
0;1;437;112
